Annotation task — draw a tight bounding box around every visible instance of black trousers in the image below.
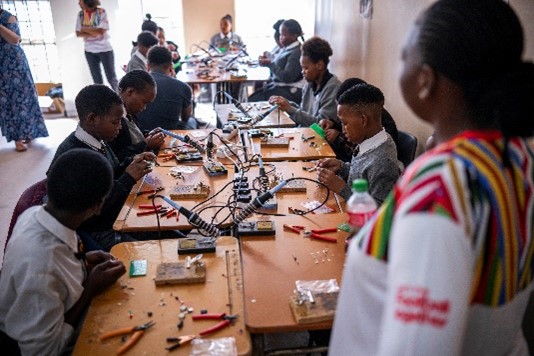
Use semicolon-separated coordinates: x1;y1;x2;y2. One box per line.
84;50;118;92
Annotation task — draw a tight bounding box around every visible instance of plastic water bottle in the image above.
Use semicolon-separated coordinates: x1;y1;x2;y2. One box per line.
346;179;377;248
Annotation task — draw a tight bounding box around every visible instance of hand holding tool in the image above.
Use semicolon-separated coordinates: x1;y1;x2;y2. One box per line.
100;321;155;355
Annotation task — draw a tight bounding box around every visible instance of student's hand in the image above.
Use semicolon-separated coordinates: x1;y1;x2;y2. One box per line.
319;119;335;130
325;128;340;142
84;259;126;296
126;152;157;181
258;55;271;66
146;132;165;150
268;96;291;112
317;158;341;173
85;251;116;271
316;168;345;194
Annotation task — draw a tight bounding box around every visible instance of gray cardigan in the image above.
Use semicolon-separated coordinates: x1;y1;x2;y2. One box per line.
267;42;303;84
287;73;341;126
338;135;402;205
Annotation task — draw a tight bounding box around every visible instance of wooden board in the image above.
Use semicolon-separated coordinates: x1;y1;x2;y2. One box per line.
289;291;339;324
154;262;206;285
169;184;210;199
275;179;307;193
260;137;290;148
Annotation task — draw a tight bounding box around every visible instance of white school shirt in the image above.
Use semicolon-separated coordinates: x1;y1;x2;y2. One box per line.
0;206;85;355
75;7;113;53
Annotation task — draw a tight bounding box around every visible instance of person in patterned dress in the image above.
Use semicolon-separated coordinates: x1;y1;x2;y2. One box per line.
330;0;534;354
0;6;48;152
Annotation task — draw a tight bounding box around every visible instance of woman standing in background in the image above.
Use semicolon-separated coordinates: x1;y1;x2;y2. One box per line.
0;6;48;152
76;0;118;92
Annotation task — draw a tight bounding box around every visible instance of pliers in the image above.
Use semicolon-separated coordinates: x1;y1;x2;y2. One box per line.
100;320;155;355
283;224;305;234
307;228;338;243
136;186;164;197
192;313;238;336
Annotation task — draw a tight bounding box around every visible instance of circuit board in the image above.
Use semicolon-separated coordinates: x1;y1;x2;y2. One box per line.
169;184;210;199
174;152;203;162
272;179;306;193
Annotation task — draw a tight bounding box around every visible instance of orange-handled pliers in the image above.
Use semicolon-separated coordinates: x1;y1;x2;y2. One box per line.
100;321;155;355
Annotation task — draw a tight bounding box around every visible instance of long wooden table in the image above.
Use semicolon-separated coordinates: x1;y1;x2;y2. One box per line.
157;128;335;166
73;237;251;355
177;61;270;85
240;214;349;354
113;161;345;233
214;102;296;128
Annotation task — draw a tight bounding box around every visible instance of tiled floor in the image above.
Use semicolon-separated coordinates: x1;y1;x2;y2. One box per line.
0;113;78;267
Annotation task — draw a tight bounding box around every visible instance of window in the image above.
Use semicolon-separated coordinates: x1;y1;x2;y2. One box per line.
235;0;316;57
0;0;60;83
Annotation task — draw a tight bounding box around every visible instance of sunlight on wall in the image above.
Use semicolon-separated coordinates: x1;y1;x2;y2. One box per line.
235;0;315;57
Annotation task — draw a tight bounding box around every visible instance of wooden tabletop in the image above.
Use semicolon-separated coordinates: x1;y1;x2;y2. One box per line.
240;214;349;333
177;61;270;85
73;237;251;356
247;128;336;162
113;161;345;233
214;102;296;128
157;128;336;165
113;164;235;232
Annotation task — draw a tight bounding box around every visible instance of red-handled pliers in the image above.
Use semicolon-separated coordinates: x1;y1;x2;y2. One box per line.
191;313;238;336
307;227;338;243
283;224;305;234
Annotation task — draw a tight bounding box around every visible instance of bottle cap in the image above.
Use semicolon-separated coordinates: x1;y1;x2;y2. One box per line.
352;179;368;192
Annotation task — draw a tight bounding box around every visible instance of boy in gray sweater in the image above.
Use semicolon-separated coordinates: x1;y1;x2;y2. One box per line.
316;83;402;205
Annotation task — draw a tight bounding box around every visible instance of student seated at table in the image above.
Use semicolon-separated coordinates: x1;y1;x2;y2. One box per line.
268;36;340;127
108;70;165;161
130;13;158;56
316;83;402;205
0;149;126;355
138;46;195;132
249;19;305;104
127;31;159;72
49;84;156;251
210;14;244;52
265;19;285;60
322;78;399;162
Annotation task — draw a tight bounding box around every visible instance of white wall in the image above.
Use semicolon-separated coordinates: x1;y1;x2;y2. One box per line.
50;0;146;116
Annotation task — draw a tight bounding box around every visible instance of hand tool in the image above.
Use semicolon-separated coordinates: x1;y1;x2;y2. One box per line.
100;321;155;355
165;335;196;351
136;187;164;196
191;313;239;336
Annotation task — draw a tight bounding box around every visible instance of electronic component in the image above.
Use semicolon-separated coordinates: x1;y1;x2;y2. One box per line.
177;237;216;255
203;161;228;176
237;221;276;236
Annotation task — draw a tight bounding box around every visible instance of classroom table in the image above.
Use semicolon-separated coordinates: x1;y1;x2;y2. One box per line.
113;161;345;233
177;60;270;85
239;214;349;355
177;58;270;105
157;127;336;166
113;163;235;232
214;102;296;128
73;236;250;355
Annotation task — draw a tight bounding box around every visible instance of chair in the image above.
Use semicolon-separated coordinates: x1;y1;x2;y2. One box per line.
5;179;48;253
397;130;418;168
5;178;103;254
